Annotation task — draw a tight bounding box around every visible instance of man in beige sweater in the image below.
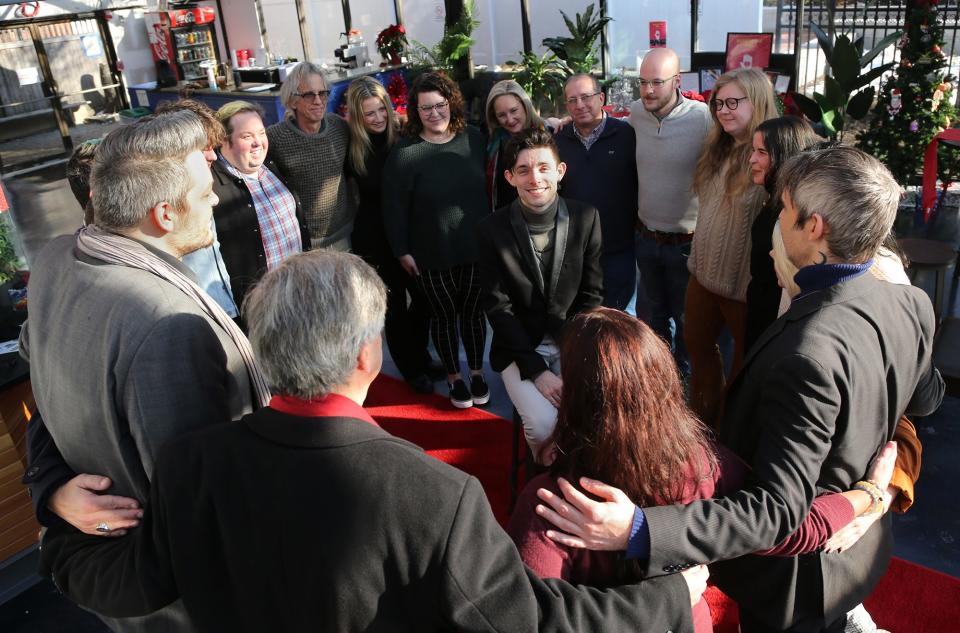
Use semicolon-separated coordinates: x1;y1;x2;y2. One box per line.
629;48;712;375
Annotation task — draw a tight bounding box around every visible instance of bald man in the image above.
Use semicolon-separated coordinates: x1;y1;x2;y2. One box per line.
629;48;712;375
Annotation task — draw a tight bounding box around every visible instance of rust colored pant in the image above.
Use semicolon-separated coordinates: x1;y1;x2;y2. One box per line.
684;275;748;427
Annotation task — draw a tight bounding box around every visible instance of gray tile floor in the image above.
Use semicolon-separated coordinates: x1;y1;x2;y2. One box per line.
0;166;958;633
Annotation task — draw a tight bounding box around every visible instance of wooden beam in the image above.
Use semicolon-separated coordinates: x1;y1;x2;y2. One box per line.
294;0;313;62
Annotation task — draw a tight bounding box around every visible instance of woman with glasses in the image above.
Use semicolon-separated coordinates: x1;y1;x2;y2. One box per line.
685;68;776;426
267;61;354;250
484;80;564;210
507;307;899;633
344;76;437;394
383;72;490;409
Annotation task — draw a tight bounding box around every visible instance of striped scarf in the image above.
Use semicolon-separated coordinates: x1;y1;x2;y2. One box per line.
75;225;272;408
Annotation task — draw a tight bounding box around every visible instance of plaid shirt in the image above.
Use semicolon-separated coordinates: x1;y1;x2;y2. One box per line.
222;157;302;270
573;112;608;151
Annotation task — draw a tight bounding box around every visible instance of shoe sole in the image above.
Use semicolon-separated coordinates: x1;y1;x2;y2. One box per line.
451;398;473;409
471;393;490;405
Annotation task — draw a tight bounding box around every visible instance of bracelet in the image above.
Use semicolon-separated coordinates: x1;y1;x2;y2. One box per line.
852;480;884;515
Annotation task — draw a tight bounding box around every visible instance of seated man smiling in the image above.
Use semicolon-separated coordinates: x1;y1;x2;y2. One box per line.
478;127;604;463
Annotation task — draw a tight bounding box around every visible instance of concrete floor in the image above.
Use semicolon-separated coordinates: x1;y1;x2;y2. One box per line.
0;166;958;632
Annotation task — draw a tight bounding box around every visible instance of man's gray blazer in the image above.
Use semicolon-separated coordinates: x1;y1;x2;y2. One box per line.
21;234;254;632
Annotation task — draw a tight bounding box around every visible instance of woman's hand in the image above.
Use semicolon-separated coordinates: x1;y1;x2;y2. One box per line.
824;441;898;553
398;254;420;277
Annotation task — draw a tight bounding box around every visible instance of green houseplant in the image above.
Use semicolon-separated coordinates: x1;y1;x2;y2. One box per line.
541;3;612;75
790;23;902;139
506;51;570;115
407;0;479;80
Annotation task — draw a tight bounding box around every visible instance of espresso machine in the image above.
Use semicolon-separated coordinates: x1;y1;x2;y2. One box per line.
334;32;371;76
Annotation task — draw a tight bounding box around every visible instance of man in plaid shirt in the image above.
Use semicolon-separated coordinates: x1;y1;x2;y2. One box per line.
212;101;311;316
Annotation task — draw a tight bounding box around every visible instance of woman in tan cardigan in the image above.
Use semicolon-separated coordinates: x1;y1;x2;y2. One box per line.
685;68;777;426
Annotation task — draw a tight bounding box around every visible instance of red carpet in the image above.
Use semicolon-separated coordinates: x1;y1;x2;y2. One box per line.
367;374;960;631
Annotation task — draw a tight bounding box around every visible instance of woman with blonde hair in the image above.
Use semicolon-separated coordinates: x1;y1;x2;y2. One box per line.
685;67;777;425
484;80;564;209
345;76;436;393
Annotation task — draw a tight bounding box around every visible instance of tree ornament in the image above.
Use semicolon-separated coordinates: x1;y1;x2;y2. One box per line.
932;44;942;54
910;120;920;132
888;88;903;117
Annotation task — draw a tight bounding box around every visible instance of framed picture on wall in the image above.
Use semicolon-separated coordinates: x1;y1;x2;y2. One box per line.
725;32;773;72
679;71;700;93
699;67;723;93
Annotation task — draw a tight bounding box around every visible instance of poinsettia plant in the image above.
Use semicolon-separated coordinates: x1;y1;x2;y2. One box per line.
376;24;408;61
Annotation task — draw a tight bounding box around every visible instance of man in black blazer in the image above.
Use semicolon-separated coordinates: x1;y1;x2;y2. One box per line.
39;249;704;632
533;147;945;632
478;128;603;462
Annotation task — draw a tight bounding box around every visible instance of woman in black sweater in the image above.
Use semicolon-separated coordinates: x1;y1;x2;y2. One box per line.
744;116;818;352
383;72;490;409
346;77;436;394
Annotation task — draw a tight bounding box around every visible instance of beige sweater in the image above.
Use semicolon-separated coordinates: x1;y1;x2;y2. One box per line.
688;166;767;302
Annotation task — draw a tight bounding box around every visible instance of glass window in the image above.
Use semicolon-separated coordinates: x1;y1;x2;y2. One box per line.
607;0;692;71
349;0;397;64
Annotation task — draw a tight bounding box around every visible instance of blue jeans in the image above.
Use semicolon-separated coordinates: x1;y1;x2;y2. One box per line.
635;231;691;374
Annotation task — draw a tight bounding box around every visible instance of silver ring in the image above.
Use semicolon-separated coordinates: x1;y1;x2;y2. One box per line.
95;522;111;533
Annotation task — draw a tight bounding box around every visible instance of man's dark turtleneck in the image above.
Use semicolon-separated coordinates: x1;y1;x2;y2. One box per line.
513;195;559;293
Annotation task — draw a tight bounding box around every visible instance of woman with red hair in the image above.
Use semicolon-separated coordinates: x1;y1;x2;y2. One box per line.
508;307;896;632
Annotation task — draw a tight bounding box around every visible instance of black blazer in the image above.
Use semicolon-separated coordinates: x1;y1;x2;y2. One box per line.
40;407;694;633
639;273;944;631
478;197;604;379
211;158;311;311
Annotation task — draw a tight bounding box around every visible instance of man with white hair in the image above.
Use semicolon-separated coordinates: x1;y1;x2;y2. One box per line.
21;111;268;632
267;62;354;250
39;249;706;632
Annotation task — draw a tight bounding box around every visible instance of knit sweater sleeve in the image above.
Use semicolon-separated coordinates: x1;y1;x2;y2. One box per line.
381;142;413;258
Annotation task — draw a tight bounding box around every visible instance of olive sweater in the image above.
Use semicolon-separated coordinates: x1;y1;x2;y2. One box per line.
382;126;488;270
688;166;767;302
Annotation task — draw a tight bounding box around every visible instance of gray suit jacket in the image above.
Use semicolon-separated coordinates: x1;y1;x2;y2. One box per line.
640;272;944;631
21;234;254;632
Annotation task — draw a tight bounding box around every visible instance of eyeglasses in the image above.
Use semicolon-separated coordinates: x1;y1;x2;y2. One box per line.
638;75;677;88
564;91;601;106
418;100;449;114
711;96;749;111
296;90;330;102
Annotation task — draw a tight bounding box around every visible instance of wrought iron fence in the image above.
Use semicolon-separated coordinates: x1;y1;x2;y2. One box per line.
773;1;960;106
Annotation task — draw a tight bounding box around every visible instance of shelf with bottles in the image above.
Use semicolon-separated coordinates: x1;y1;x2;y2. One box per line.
173;30;212;47
179;48;215;62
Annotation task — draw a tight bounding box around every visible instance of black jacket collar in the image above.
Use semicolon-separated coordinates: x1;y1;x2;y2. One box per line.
243;407;420;451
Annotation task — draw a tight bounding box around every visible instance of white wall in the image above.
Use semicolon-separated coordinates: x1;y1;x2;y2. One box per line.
107;8;156;87
218;0;265;54
608;0;691;71
697;0;763;52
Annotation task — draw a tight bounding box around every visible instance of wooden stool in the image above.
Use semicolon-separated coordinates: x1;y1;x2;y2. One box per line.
900;237;957;324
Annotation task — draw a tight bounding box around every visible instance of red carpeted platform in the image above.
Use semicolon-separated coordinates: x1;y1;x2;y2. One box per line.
367;374;960;632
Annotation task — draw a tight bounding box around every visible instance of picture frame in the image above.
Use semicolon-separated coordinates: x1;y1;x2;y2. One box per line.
679;71;700;93
725;32;774;72
699;67;723;94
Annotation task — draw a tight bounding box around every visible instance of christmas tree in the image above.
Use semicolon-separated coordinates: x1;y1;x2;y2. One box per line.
856;0;959;186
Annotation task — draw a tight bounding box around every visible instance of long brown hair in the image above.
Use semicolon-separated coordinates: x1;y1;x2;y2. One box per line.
551;308;717;506
693;68;777;199
404;72;466;138
345;76;398;176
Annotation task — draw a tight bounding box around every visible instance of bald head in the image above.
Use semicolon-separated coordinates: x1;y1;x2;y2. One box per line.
639;48;681;117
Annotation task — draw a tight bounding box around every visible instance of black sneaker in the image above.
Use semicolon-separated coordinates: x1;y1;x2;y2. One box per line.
449;379;473;409
469;374;490;405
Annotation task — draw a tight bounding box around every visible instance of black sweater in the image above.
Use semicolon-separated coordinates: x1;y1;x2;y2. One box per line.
382;126;488;270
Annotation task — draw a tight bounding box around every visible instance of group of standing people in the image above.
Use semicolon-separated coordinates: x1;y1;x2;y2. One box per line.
20;50;945;633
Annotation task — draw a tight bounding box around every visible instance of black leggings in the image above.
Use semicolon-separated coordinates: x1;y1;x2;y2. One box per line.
415;264;486;375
